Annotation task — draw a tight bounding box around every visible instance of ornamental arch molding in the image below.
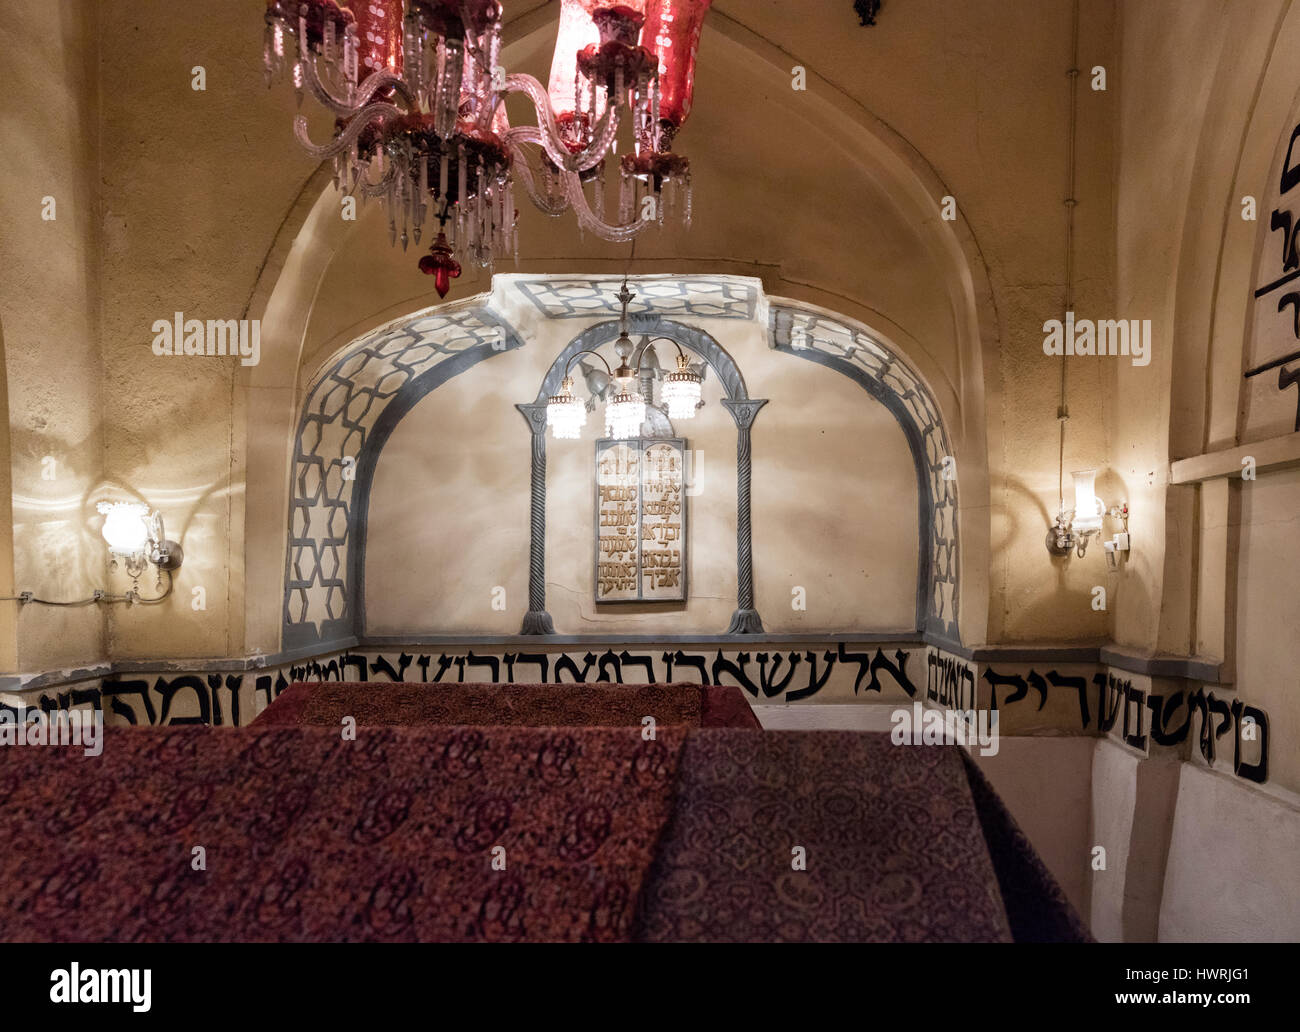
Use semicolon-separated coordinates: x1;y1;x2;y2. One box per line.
769;301;960;642
246;7;996;654
281;302;524;651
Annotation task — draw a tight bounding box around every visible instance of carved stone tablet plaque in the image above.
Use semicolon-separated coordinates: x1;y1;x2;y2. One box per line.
595;438;687;602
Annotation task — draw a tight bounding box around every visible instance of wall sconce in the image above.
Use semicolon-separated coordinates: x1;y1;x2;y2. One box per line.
97;501;183;580
3;500;183;608
1046;469;1129;561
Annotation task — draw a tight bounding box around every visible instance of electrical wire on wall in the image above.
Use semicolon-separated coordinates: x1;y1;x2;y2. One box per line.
0;570;175;607
1057;0;1081;518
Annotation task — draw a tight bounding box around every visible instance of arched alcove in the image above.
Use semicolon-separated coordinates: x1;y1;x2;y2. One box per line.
281;301;524;650
279;275;960;647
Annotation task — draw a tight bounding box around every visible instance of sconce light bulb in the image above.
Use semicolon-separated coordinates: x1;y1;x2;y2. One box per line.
1071;469;1104;536
97;501;151;557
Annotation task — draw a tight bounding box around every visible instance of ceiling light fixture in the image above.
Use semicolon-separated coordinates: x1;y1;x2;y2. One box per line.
546;279;703;440
262;0;712;292
604;379;647;439
546;376;588;439
661;351;703;419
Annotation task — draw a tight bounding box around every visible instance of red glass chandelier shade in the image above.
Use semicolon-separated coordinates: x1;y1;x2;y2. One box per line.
351;0;405;75
547;1;607;127
642;0;711;133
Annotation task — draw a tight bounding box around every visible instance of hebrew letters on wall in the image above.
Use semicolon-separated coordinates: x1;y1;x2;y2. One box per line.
1245;104;1300;438
595;438;687;602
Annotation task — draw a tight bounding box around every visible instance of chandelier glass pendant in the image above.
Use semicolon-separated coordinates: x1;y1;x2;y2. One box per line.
546;280;703;441
604;382;647;439
263;0;712;296
546;376;588;439
661;351;703;419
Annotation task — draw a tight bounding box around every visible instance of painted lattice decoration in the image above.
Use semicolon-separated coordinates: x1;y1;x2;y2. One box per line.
285;304;519;646
770;304;960;639
515;276;757;320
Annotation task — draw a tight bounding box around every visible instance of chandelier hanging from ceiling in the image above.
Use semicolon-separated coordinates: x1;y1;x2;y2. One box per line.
262;0;712;296
546;279;704;441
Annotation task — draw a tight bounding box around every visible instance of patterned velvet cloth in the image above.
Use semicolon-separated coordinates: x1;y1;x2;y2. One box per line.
252;681;761;729
0;725;685;942
633;730;1018;942
0;725;1088;943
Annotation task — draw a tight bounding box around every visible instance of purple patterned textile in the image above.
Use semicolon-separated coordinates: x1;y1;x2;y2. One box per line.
0;725;684;943
0;725;1086;942
634;731;1018;942
252;682;760;729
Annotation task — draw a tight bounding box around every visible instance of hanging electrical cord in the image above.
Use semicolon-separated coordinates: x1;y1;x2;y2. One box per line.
1057;0;1081;516
0;569;175;607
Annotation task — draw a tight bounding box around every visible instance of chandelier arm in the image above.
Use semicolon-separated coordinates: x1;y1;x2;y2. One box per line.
327;69;419;118
503;73;620;173
299;55;356;115
300;55;416;116
559;171;650;243
563;348;615;379
507;149;573;217
356;160;397;197
642;336;689;361
293;102;403;160
504;133;574;215
352;71;418;110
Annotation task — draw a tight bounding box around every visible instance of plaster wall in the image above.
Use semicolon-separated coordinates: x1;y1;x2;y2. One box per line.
1158;763;1300;942
5;0;1300;946
1088;738;1140;942
3;0;1126;671
300;0;1118;651
1;1;105;672
1235;466;1300;795
1110;0;1225;657
972;736;1094;919
1095;0;1300;943
91;2;336;664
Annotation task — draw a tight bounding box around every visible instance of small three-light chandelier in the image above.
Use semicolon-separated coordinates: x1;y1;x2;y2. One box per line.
547;280;703;440
262;1;712;296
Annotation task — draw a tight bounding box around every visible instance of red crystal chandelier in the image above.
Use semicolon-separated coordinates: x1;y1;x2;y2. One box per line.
263;0;712;296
